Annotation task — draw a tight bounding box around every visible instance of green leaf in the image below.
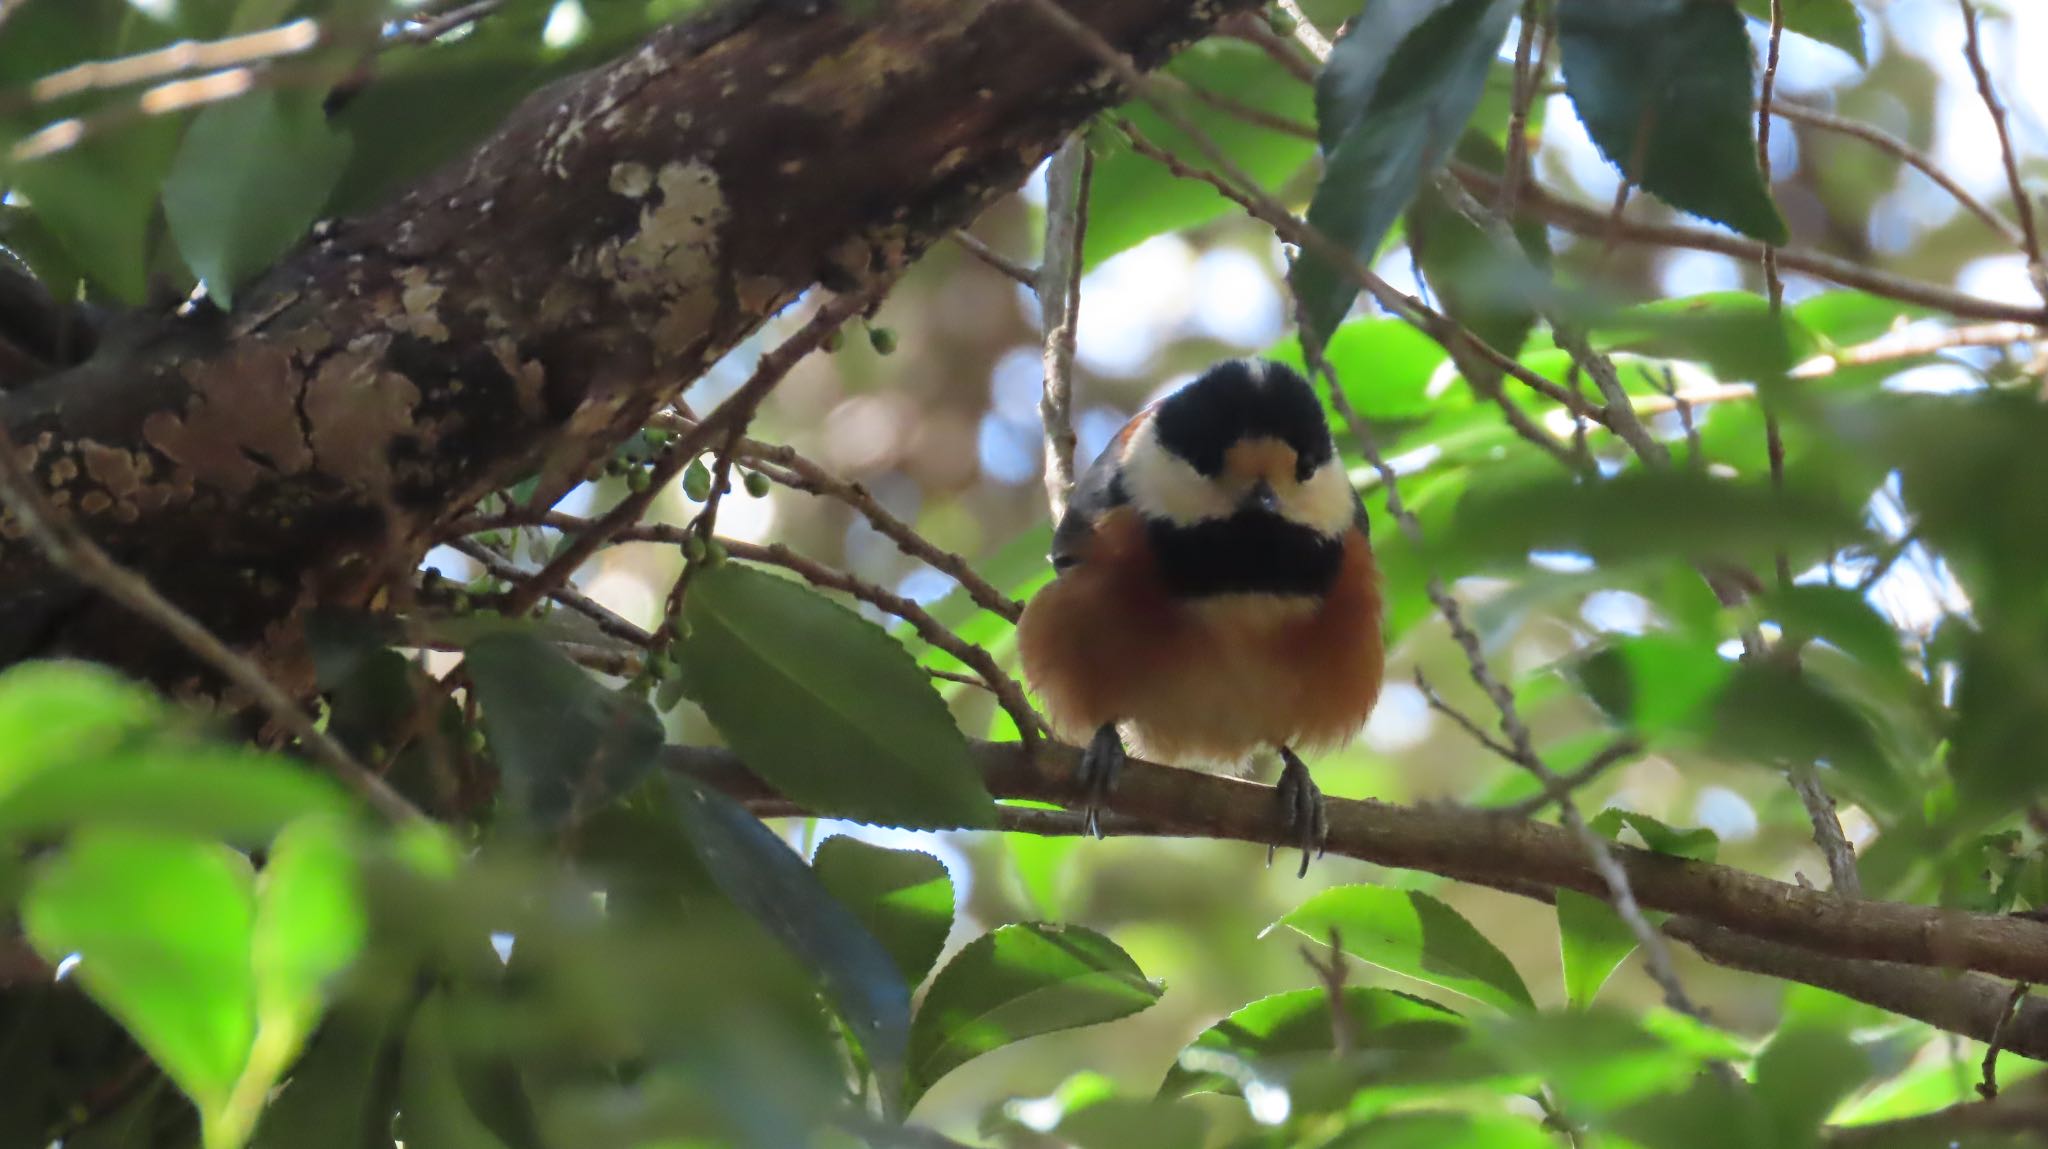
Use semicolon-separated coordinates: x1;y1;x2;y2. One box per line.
1557;889;1636;1008
5;116;184;303
1267;316;1456;429
466;630;663;831
0;660;159;788
1572;633;1734;738
1736;0;1866;65
1751;1025;1872;1148
251;1002;405;1149
1559;0;1788;244
1611;1066;1769;1149
394;993;512;1149
24;829;257;1119
251;818;365;1045
812;836;955;989
680;562;994;830
1085;39;1316;266
161;92;351;307
906;922;1161;1110
1594;809;1720;863
668;776;912;1107
1409;134;1552;383
1056;1097;1211;1149
1587;291;1816;383
0;746;351;845
1160;986;1463;1099
1330;1111;1556;1149
1440;471;1862;573
1273;886;1534;1014
1706;661;1906;811
1759;585;1908;679
1293;0;1518;354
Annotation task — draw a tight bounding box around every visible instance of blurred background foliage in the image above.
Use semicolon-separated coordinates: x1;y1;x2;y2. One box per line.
3;0;2048;1146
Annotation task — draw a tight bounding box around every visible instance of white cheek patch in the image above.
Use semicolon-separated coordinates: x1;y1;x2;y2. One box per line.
1121;422;1234;525
1283;460;1357;535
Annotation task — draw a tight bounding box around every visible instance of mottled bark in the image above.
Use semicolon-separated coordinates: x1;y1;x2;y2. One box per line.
0;0;1252;691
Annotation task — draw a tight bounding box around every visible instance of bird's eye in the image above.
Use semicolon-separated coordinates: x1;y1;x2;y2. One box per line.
1295;457;1317;483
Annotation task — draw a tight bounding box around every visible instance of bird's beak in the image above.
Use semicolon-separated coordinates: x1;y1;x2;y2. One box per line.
1245;478;1281;514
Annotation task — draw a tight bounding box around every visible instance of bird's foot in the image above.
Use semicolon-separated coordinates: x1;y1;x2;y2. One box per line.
1076;723;1126;839
1268;747;1329;878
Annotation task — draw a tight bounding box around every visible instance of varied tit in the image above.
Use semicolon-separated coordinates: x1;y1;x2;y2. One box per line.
1016;358;1385;875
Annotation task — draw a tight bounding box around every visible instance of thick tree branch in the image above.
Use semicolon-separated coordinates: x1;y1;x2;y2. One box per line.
0;0;1256;688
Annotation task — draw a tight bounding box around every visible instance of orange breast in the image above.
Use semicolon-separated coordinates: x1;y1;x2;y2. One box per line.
1015;509;1385;768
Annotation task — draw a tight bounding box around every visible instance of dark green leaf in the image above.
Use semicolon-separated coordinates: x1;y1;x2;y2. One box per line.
1273;886;1534;1013
1409;134;1552;382
162;92;351;307
1572;633;1733;738
812;836;955;989
680;562;993;829
24;829;257;1117
1085;40;1316;266
1611;1066;1769;1149
1294;0;1518;353
1706;661;1906;811
252;1002;406;1149
669;776;912;1107
1559;0;1788;244
1761;585;1908;680
5;117;183;304
1595;808;1720;863
1751;1025;1872;1149
1557;889;1636;1008
1485;1008;1746;1116
906;922;1161;1110
1736;0;1866;65
466;629;663;831
1056;1097;1210;1149
394;993;512;1149
1160;986;1463;1099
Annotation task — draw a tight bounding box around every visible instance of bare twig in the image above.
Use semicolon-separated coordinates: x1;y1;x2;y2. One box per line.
1274;0;1332;61
1958;0;2048;306
1451;163;2048;327
1498;0;1545;218
0;420;421;824
950;230;1037;288
1299;927;1356;1057
447;537;653;649
1768;101;2022;248
1038;136;1091;522
1505;738;1644;818
1982;982;2032;1099
1218;12;1319;85
499;287;883;619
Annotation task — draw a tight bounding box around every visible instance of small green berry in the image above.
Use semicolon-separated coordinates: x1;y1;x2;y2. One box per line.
682;459;712;501
668;616;689;641
650;654;680;680
644;427;671;446
867;326;897;355
1267;6;1297;33
703;538;727;566
683;533;708;563
743;469;772;498
823;328;845;353
451;591;473;614
627;468;651;493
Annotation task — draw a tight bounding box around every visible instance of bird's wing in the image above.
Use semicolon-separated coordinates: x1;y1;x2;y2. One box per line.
1048;404;1153;572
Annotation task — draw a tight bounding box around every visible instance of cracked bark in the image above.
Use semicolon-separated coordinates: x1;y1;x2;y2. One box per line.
0;0;1253;694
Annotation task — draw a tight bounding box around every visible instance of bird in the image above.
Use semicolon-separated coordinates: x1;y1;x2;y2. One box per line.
1016;358;1385;875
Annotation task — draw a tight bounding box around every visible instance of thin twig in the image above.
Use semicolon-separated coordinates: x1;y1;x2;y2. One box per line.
1768;101;2022;248
1498;0;1545;218
1038;136;1091;522
1274;0;1332;61
499;287;883;619
446;537;654;649
1505;738;1644;818
1981;982;2032;1099
0;420;421;824
1299;927;1356;1057
1218;12;1319;85
1958;0;2048;306
950;230;1037;288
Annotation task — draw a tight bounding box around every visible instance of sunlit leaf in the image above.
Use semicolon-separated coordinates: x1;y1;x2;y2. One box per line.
1273;886;1534;1014
1327;1111;1555;1149
812;836;955;989
24;829;257;1120
1751;1025;1872;1148
0;660;160;791
1559;0;1787;244
1572;632;1734;738
1557;890;1636;1008
906;922;1161;1110
1160;986;1463;1099
680;562;994;830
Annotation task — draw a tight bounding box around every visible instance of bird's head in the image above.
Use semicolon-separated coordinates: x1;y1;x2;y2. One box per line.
1119;359;1355;536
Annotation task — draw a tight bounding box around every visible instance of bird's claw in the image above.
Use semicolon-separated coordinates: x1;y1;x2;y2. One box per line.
1267;747;1328;878
1076;723;1126;840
